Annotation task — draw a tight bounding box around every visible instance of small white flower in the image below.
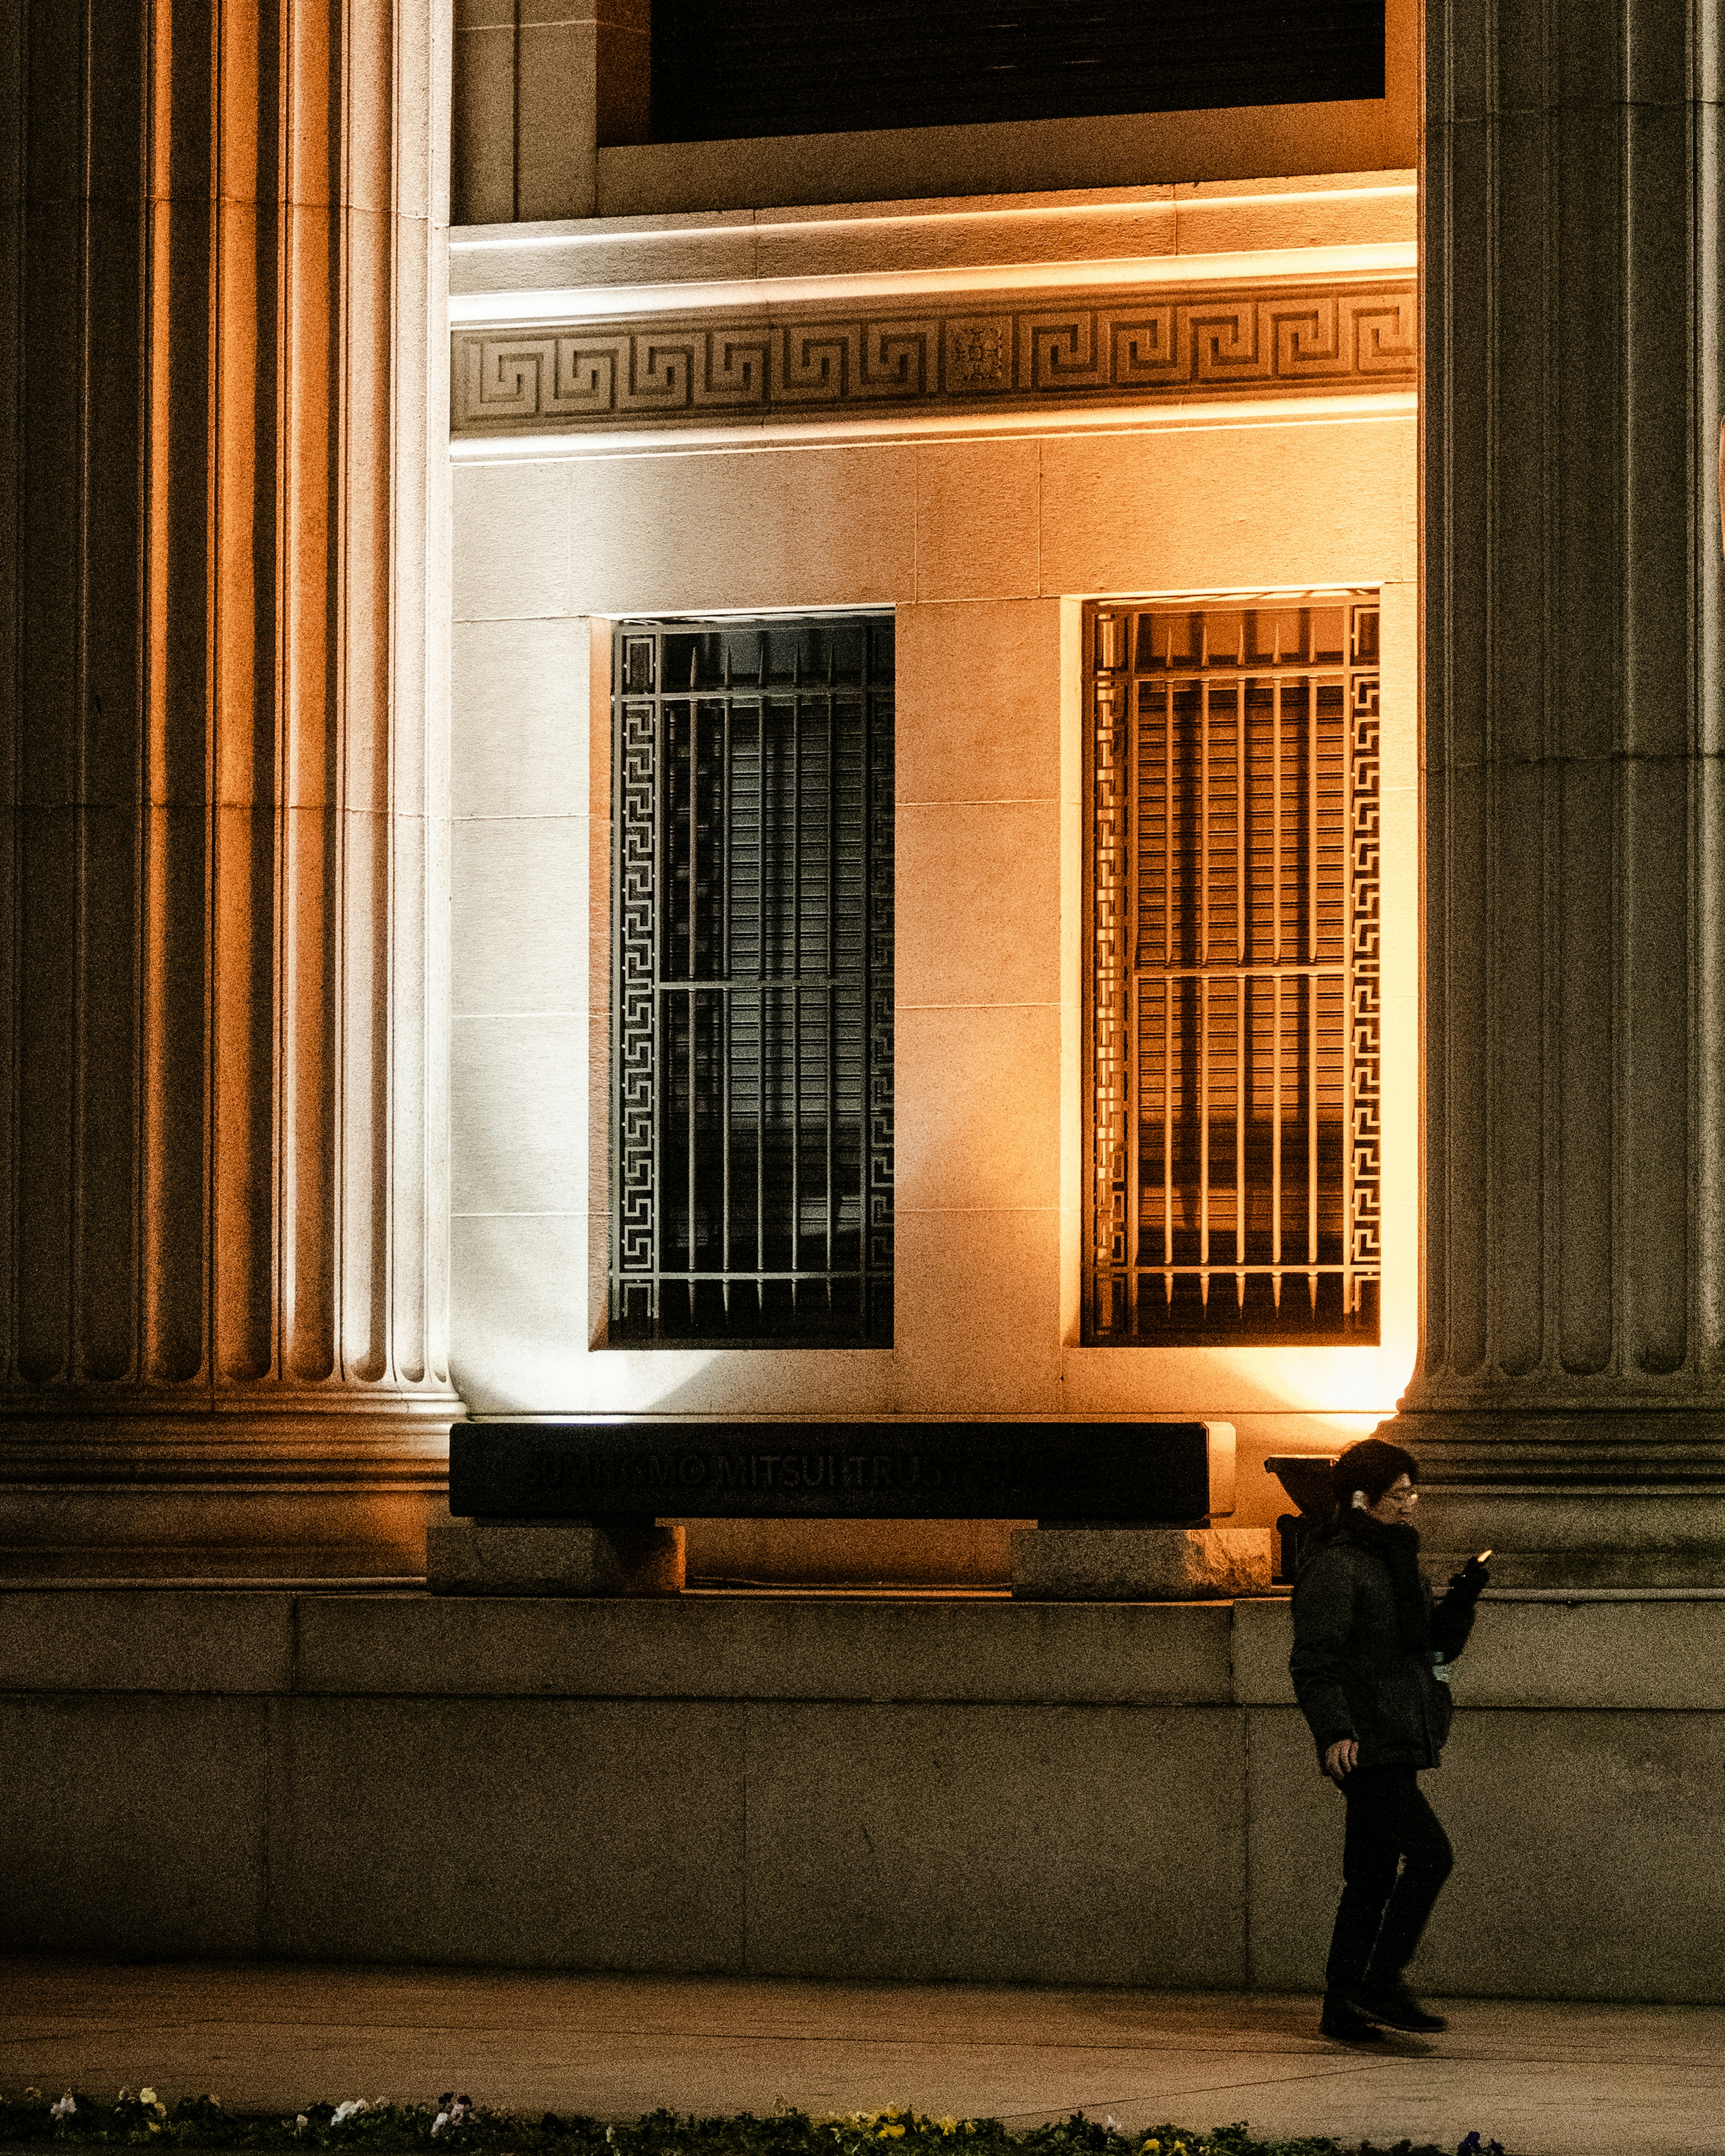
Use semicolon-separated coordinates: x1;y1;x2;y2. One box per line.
332;2100;371;2125
50;2096;77;2121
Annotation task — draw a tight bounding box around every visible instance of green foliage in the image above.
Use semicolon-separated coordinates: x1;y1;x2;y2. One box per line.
0;2096;1506;2156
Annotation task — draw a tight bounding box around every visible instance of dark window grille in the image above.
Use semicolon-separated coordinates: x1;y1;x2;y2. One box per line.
650;0;1385;145
1084;595;1381;1345
610;615;894;1347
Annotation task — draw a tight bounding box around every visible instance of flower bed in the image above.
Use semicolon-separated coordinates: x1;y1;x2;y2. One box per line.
0;2095;1508;2156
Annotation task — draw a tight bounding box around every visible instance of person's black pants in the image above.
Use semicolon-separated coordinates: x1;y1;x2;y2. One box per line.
1324;1764;1453;1992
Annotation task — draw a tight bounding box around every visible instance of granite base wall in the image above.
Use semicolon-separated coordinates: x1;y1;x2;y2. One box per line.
3;1590;1717;2001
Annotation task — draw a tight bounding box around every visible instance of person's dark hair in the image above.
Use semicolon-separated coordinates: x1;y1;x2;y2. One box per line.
1331;1436;1419;1513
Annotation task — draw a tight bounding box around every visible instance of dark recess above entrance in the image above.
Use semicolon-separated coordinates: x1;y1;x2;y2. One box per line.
650;0;1386;144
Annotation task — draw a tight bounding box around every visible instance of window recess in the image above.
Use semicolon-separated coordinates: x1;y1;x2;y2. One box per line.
650;0;1386;144
610;616;894;1347
1084;596;1381;1346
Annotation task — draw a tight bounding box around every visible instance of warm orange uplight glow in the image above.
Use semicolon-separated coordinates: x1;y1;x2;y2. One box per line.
450;244;1418;328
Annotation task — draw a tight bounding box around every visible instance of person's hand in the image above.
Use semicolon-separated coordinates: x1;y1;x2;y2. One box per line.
1450;1554;1492;1601
1324;1737;1358;1780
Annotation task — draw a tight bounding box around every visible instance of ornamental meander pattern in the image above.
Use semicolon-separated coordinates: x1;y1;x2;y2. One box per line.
453;282;1416;433
1084;595;1383;1346
609;615;894;1348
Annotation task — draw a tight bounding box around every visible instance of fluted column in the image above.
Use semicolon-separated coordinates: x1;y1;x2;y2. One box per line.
1396;0;1725;1584
0;0;459;1575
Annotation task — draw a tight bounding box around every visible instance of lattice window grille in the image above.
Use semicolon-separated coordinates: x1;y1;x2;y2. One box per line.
1084;595;1382;1344
610;615;893;1346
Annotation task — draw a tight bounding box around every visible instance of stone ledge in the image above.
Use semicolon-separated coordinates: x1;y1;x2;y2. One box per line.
9;1586;1725;1709
0;1591;295;1695
1232;1592;1725;1710
0;1588;1233;1704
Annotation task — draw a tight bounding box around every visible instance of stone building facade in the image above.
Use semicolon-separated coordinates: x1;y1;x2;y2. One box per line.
4;0;1725;2003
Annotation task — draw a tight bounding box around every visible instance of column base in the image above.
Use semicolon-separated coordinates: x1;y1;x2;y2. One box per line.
1383;1408;1725;1588
0;1396;460;1580
428;1514;686;1595
1009;1525;1271;1600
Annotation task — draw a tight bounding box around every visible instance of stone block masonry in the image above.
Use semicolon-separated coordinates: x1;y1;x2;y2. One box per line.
1009;1527;1272;1601
427;1516;686;1594
4;1586;1724;2001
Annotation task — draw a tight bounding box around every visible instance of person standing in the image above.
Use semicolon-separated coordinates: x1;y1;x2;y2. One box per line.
1289;1436;1491;2041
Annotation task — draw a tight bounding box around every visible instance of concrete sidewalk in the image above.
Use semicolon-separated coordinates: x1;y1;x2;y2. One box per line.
3;1961;1720;2156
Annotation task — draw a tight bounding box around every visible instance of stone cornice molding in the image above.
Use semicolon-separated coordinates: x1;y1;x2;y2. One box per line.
447;187;1417;314
449;240;1418;323
451;276;1415;437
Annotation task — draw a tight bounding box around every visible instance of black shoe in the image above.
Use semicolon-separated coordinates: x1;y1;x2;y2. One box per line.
1354;1979;1447;2032
1319;1992;1390;2040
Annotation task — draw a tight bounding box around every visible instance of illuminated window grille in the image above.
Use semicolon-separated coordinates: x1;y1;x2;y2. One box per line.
610;615;893;1346
1084;596;1381;1344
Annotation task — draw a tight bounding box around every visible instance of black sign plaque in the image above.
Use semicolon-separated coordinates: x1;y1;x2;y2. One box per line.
448;1419;1214;1524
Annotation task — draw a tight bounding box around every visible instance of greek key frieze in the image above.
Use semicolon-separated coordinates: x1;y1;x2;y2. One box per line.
451;282;1415;434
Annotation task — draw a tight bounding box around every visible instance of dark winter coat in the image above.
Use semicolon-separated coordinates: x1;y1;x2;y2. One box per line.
1288;1514;1479;1771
